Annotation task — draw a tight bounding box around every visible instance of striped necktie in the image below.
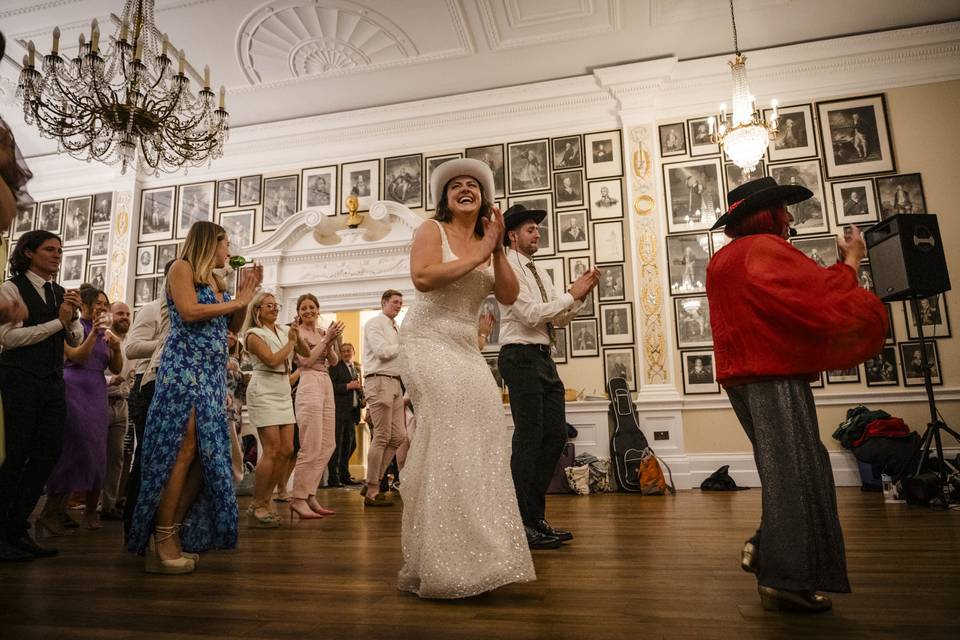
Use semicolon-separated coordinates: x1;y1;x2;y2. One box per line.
526;262;555;345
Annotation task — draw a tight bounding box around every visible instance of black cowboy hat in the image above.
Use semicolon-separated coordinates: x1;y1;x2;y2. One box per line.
710;176;812;231
502;204;546;245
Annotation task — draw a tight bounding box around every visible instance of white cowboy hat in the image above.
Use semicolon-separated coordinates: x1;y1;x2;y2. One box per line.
429;158;495;208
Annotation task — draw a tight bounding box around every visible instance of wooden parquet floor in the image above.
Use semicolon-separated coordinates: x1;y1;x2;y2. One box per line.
0;488;958;640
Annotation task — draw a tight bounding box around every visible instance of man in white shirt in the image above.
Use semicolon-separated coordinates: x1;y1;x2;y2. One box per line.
498;205;599;549
361;289;407;505
100;302;132;520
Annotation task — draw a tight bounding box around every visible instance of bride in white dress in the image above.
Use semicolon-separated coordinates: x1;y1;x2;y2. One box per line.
398;159;536;598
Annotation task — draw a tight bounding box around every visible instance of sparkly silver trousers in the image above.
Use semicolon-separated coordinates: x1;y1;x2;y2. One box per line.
726;378;851;593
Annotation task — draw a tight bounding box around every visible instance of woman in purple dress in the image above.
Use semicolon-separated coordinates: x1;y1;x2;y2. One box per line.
38;285;122;533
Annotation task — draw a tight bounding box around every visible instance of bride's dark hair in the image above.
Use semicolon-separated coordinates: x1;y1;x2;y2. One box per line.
433;179;493;238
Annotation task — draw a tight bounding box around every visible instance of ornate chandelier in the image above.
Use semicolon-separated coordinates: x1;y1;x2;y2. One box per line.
710;0;778;172
16;0;228;175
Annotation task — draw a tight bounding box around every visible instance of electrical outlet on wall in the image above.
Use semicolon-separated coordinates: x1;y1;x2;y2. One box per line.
654;431;669;441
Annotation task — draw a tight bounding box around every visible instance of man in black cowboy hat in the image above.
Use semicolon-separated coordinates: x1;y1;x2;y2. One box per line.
498;204;599;549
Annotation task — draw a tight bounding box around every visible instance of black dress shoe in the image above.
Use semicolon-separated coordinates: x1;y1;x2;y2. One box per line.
327;481;344;488
535;520;573;542
0;537;36;562
758;585;832;613
343;478;362;486
8;534;58;558
524;525;561;550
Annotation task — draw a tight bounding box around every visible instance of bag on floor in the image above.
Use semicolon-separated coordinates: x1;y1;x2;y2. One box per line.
564;465;591;495
635;448;675;496
547;441;576;494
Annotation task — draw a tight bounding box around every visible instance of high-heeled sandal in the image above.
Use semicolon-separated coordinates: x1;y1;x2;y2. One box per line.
145;526;196;575
307;498;335;516
246;503;281;528
741;541;758;574
289;501;324;522
35;513;71;538
173;523;200;563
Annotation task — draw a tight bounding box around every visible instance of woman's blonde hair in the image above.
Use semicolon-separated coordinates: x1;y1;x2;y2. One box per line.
241;290;275;335
179;221;227;291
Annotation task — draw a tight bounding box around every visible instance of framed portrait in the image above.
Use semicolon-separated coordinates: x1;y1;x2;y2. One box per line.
262;175;299;231
809;372;825;389
217;179;237;209
551;328;568;364
567;256;591;283
63;196;91;246
663;158;723;233
856;260;875;294
86;262;106;291
507;193;554;256
603;347;637;391
238;175;262;206
600;302;634;346
588;179;623;220
875;173;926;219
466;144;506;197
832;178;880;226
724;161;765;192
301;165;338;215
826;367;860;384
903;294;951;340
687;116;719;156
710;230;731;254
382;155;422;208
219;210;256;251
136;244;156;276
554;169;584;208
552;135;583;170
658;122;687;158
479;294;502;353
534;257;565;295
764;103;818;162
340;159;379;213
12;203;36;240
38;200;64;234
425;153;462;210
816;94;894;178
92;192;113;227
133;276;155;307
584;130;623;179
570;318;599;357
507;139;550;194
89;229;110;260
597;264;625;302
557;209;589;252
899;341;942;386
864;346;900;387
791;235;839;268
156;242;178;272
768;160;829;235
576;289;596;318
176;182;215;239
681;350;720;394
592;220;624;264
59;249;86;289
485;356;503;388
666;233;709;296
675;295;712;348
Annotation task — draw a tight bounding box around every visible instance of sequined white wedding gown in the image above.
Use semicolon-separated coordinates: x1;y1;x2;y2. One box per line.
398;220;536;599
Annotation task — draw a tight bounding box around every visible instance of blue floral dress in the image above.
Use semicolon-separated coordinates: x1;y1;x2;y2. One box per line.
128;284;237;554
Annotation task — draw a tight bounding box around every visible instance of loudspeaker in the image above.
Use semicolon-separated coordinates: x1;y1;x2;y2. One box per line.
864;214;950;302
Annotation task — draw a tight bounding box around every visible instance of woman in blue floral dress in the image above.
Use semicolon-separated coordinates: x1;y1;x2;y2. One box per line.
128;221;261;574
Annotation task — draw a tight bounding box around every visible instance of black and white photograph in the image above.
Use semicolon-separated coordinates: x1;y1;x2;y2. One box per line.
383;155;422;208
658;122;687;158
600;302;633;346
663;158;723;233
588;179;623;220
899;341;942;386
133;276;155;307
576;289;596;318
686;117;719;156
724;161;765;192
568;256;590;283
466;144;506;197
592;220;624;264
220;210;256;251
675;295;712;348
60;249;86;289
156;242;178;271
425;153;462;209
711;230;731;254
826;367;860;384
89;229;109;260
262;175;299;230
552;135;583;170
832;178;880;225
570;318;599;357
857;261;875;293
666;233;709;295
238;175;262;206
875;173;926;219
810;372;825;389
551;328;568;364
768;160;829;234
301;165;337;215
904;294;951;340
554;170;584;208
864;346;899;387
597;264;625;302
479;295;501;353
177;182;215;239
584;130;623;179
791;235;839;268
603;347;636;391
340;160;380;213
38;200;63;234
557;210;589;252
534;257;564;295
86;262;106;292
681;350;720;394
136;245;156;276
12;203;36;239
507;193;554;256
63;196;91;246
764;103;818;162
217;179;237;209
139;187;174;242
507;140;550;194
816;94;895;178
92;192;113;226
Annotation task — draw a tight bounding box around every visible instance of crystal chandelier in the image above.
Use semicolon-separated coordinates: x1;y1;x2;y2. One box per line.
710;0;778;172
17;0;228;175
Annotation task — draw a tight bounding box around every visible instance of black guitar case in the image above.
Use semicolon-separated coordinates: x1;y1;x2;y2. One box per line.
608;377;649;492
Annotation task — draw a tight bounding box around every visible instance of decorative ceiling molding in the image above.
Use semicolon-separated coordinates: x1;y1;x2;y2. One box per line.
476;0;620;51
505;0;592;27
649;0;791;27
0;0;83;20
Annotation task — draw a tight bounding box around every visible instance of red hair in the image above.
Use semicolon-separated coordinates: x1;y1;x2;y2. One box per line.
725;206;790;238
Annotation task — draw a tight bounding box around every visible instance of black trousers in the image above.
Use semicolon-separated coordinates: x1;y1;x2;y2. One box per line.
327;412;357;483
0;368;66;539
499;344;566;527
123;376;153;537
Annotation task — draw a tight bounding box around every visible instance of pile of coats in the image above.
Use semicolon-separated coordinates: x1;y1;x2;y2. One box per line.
832;405;919;478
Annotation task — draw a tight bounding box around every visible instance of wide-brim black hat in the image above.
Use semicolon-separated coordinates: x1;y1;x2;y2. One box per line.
711;176;813;231
503;203;546;235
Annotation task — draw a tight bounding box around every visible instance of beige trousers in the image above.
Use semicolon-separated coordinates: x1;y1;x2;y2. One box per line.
364;375;406;488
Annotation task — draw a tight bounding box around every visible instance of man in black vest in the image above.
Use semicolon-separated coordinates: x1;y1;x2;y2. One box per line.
327;342;363;487
0;230;82;561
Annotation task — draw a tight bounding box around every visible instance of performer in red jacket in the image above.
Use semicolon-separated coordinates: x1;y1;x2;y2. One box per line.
706;177;887;613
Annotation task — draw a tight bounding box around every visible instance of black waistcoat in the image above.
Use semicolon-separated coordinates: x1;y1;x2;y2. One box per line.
0;273;66;378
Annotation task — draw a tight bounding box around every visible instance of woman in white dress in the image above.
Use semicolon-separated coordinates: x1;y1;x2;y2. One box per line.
398;158;535;599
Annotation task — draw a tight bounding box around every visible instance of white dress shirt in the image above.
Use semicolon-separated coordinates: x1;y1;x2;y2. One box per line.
363;312;401;376
124;294;169;385
499;248;582;346
0;269;83;348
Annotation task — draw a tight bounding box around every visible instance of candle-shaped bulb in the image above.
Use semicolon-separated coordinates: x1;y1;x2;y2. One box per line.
219;85;226;109
708;116;715;135
771;98;779;119
203;65;210;88
162;34;169;56
91;19;100;53
178;49;185;74
720;103;727;122
78;32;85;54
27;40;36;67
749;94;756;113
52;27;61;55
134;38;144;60
120;21;128;42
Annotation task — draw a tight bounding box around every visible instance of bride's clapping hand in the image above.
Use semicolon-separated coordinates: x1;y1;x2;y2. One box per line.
479;206;505;258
